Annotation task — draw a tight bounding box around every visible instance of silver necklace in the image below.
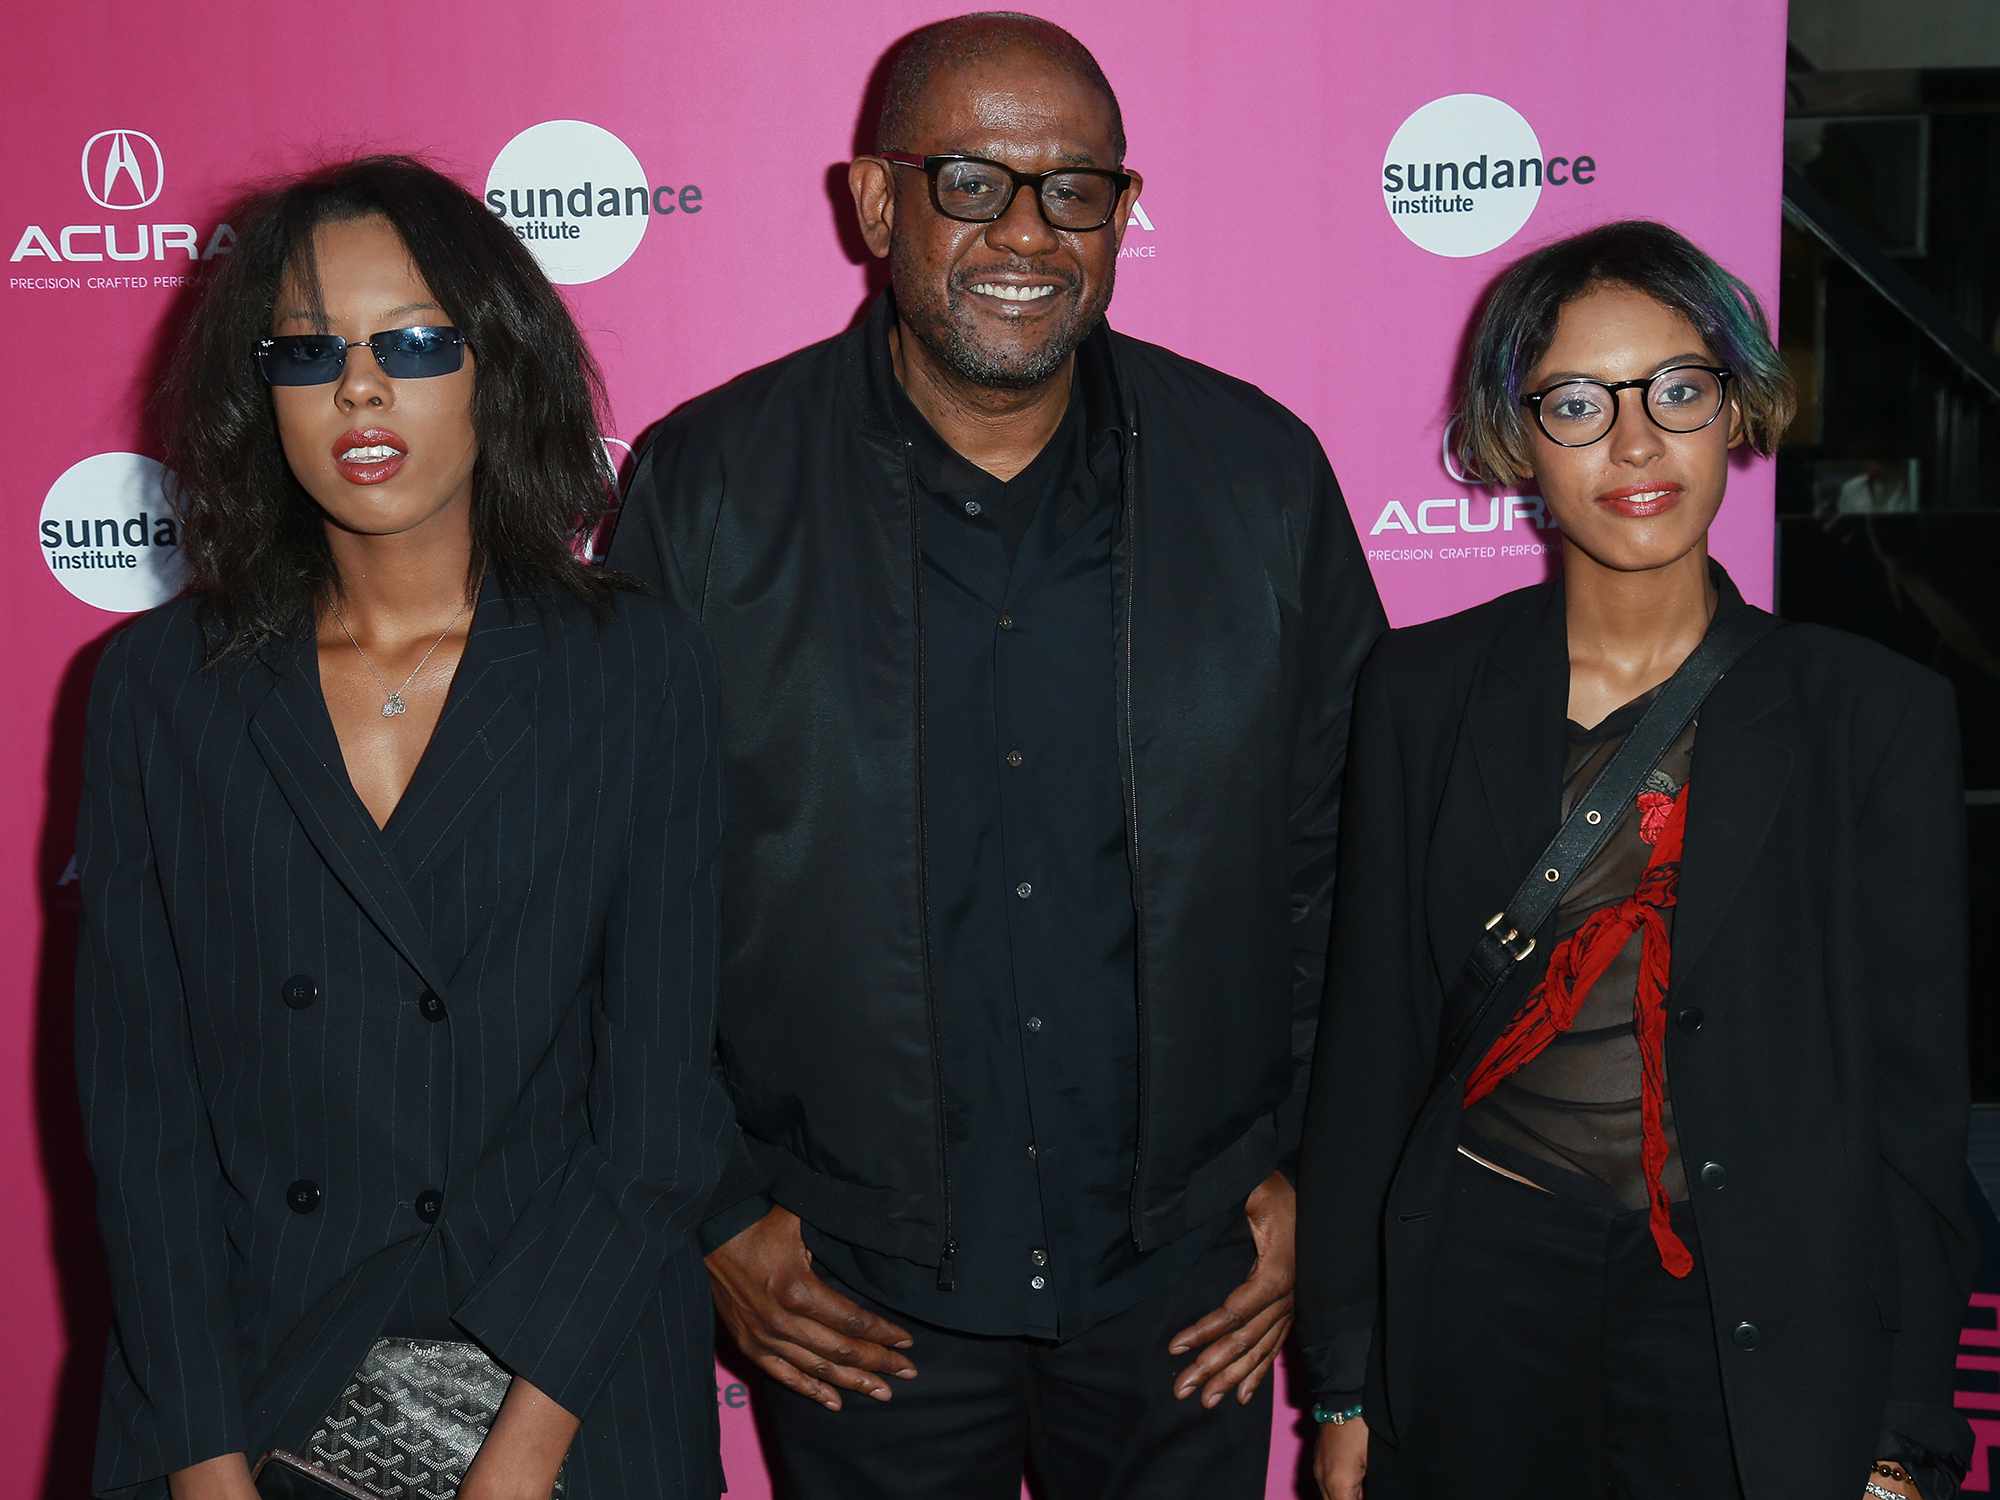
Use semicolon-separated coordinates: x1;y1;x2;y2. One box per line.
328;593;473;719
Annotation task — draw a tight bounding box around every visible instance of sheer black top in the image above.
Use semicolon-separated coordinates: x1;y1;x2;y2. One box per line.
1460;687;1696;1211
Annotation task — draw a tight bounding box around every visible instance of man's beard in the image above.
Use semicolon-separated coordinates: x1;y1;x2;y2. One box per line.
891;247;1114;391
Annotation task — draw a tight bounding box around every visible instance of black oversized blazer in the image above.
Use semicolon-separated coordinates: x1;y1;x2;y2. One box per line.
74;580;732;1499
1295;568;1975;1497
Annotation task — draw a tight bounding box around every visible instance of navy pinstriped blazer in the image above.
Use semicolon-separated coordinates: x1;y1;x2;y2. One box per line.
74;579;730;1499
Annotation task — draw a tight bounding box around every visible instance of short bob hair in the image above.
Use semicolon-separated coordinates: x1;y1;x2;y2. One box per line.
1454;219;1797;484
158;154;620;662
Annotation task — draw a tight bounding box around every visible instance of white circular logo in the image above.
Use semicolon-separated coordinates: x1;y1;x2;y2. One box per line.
1382;95;1544;258
487;121;650;284
40;452;186;613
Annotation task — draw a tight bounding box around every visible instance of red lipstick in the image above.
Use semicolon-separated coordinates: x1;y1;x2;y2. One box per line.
330;426;408;485
1594;481;1682;519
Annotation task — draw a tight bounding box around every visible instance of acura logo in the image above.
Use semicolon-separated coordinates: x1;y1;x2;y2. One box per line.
81;130;164;211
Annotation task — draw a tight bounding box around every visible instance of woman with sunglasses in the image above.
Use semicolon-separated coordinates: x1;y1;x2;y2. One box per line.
1297;220;1973;1499
75;156;730;1500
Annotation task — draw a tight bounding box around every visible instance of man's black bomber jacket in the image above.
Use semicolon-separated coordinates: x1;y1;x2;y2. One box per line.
608;292;1385;1271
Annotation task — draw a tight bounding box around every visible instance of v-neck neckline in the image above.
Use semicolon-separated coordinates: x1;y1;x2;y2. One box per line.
311;581;492;841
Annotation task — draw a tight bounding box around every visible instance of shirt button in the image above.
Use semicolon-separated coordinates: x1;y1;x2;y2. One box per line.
998;613;1015;631
1676;1007;1705;1034
1015;881;1033;899
1731;1320;1761;1351
1026;1142;1038;1159
1030;1248;1048;1266
1025;1016;1043;1033
286;1179;321;1214
417;990;447;1023
1030;1275;1047;1291
964;499;982;517
281;974;319;1010
1700;1160;1727;1190
415;1188;443;1224
1006;749;1025;768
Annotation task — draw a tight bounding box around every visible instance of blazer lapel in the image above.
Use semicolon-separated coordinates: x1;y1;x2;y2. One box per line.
246;633;451;999
380;580;542;877
1423;583;1568;991
1467;583;1571;914
1673;646;1794;986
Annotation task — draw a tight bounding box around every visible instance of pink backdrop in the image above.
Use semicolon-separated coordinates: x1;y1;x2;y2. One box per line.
5;2;1798;1494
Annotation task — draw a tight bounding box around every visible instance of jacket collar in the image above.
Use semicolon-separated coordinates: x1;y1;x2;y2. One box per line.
245;574;544;995
1674;575;1794;985
1466;576;1571;902
1462;561;1792;982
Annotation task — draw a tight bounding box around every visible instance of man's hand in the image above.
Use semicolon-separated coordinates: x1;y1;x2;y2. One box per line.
1314;1417;1369;1499
1167;1170;1296;1407
706;1205;919;1410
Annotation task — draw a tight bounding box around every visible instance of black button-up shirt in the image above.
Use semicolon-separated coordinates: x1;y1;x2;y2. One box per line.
800;330;1231;1339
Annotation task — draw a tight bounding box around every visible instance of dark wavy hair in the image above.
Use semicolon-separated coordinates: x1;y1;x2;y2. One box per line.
1454;219;1797;484
157;154;621;661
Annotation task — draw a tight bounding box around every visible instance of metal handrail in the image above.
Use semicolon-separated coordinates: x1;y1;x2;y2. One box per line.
1781;163;2000;404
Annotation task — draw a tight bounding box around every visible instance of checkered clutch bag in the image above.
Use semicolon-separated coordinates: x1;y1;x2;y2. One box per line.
253;1338;568;1499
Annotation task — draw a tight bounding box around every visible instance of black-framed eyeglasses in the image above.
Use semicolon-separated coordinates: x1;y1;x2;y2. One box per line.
1520;364;1734;447
880;152;1133;232
255;326;469;387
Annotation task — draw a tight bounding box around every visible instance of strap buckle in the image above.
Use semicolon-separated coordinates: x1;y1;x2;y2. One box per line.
1484;911;1537;963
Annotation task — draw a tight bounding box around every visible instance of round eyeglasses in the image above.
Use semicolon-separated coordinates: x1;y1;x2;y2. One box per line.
1519;364;1734;448
880;152;1133;232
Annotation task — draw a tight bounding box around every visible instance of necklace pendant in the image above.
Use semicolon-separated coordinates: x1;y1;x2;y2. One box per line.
381;693;408;719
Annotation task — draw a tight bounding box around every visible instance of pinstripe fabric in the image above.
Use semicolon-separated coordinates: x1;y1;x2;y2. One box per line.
74;580;730;1499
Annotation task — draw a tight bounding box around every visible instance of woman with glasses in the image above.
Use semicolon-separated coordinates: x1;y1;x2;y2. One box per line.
1297;220;1972;1500
75;156;729;1500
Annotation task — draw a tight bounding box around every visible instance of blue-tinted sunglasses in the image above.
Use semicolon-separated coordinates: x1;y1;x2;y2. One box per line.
255;325;468;386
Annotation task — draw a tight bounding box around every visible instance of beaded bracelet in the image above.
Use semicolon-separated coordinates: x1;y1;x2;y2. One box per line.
1311;1403;1365;1425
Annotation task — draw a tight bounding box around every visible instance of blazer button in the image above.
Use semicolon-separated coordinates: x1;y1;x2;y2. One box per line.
1700;1160;1728;1190
1676;1007;1704;1034
281;974;319;1010
417;990;447;1023
286;1179;322;1214
1731;1320;1761;1351
415;1188;443;1224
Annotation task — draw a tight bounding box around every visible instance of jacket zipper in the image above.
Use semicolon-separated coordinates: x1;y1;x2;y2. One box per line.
1121;417;1149;1250
902;437;958;1291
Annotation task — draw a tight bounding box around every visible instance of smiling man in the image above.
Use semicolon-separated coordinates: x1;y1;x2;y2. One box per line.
611;13;1384;1496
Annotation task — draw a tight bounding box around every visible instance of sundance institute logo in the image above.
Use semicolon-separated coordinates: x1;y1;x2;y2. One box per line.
39;452;185;613
1381;94;1597;258
485;120;705;285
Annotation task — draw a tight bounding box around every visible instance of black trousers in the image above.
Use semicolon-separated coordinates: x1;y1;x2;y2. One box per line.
1368;1154;1743;1500
753;1229;1272;1499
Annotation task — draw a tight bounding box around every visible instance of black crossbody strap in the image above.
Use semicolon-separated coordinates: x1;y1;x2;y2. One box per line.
1437;606;1780;1082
